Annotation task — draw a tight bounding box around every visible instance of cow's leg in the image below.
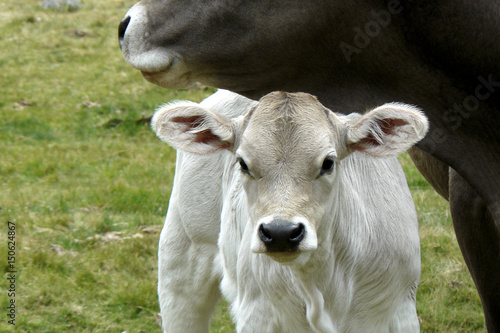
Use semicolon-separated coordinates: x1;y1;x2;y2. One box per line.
449;169;500;332
408;146;449;200
158;151;224;332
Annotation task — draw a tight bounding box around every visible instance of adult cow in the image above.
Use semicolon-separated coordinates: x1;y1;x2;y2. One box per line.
119;0;500;331
152;91;426;332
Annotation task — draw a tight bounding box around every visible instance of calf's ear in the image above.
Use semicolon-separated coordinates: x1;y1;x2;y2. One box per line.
152;101;236;154
346;103;429;157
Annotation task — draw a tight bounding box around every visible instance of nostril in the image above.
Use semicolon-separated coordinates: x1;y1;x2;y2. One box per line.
258;221;306;252
259;224;273;244
290;223;305;243
118;16;131;49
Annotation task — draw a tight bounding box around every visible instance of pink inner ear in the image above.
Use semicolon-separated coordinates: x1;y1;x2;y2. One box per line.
171;115;228;149
193;130;221;144
171;115;204;129
378;118;408;135
352;118;409;150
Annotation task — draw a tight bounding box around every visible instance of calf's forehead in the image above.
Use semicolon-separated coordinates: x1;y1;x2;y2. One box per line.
240;92;337;165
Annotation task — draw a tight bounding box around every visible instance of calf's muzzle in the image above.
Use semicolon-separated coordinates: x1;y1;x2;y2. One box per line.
258;220;305;252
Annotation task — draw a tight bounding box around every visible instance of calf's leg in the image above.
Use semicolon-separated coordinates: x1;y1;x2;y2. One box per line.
449;169;500;332
158;151;224;332
389;284;419;333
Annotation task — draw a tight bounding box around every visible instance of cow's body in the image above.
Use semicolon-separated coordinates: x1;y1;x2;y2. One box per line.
153;90;425;332
119;1;500;330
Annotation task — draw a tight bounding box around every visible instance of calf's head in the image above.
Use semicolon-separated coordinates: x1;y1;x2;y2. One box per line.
152;92;428;263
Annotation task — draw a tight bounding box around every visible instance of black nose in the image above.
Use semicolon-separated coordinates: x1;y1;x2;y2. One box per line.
259;221;305;252
118;16;131;50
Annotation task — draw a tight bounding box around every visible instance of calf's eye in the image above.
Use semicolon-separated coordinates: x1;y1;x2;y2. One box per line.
320;157;335;175
237;157;250;175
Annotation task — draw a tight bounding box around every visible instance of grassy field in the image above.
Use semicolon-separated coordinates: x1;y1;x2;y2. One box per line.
0;0;485;332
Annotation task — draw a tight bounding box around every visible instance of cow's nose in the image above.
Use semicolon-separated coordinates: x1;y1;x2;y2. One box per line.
259;221;305;252
118;16;131;50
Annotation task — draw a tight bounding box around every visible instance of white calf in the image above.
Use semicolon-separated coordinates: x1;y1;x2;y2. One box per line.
154;90;427;332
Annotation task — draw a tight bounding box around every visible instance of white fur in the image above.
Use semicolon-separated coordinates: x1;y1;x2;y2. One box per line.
156;90;257;332
154;90;425;332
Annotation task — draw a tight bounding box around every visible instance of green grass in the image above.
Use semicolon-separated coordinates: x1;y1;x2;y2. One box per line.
399;154;485;332
0;1;485;332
